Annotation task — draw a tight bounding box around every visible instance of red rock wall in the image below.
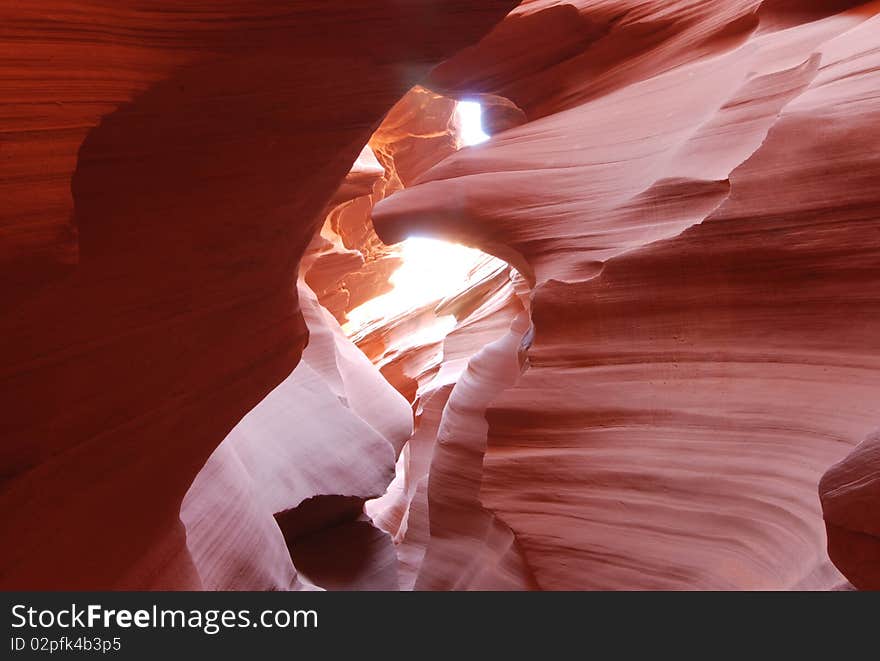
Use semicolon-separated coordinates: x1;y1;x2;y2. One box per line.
0;0;518;590
820;432;880;590
3;1;879;591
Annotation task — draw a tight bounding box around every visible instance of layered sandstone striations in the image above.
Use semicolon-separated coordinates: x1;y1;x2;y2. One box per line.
2;1;878;591
0;0;519;589
820;432;880;590
372;1;880;590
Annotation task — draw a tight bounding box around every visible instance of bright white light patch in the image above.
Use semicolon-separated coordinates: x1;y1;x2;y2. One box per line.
341;101;496;341
343;237;504;340
455;101;490;146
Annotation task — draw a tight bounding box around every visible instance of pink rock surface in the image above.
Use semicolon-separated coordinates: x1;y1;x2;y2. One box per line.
371;1;880;590
367;269;534;590
3;0;879;591
181;283;412;590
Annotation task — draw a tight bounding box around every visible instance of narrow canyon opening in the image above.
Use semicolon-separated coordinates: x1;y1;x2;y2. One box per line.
306;90;520;397
343;238;507;345
180;88;529;591
341;98;496;345
297;93;530;591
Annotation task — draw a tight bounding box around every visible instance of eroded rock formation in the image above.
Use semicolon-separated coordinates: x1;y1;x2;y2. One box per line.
820;432;880;590
0;0;519;589
2;0;878;590
370;0;880;590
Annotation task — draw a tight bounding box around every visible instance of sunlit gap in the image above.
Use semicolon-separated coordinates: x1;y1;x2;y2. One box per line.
342;100;500;345
455;100;490;147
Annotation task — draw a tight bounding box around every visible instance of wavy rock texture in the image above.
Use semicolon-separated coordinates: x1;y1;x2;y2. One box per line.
303;145;399;324
372;1;880;589
0;0;518;589
181;282;412;590
3;1;878;591
366;268;536;590
820;432;880;590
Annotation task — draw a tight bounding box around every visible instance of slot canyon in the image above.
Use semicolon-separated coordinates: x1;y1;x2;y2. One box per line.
1;0;879;591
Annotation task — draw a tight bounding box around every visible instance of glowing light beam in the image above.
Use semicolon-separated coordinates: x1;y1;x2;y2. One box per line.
343;237;504;339
342;101;498;341
455;100;490;146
